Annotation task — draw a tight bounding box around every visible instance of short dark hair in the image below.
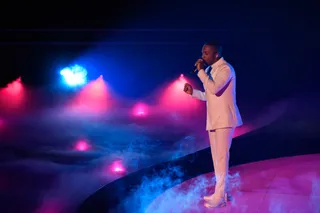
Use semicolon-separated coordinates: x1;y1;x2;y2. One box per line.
205;41;222;55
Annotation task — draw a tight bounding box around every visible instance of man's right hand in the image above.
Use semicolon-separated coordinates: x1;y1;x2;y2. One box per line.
184;83;193;95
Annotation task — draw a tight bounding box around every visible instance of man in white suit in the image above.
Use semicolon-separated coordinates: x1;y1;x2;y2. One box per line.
184;41;243;208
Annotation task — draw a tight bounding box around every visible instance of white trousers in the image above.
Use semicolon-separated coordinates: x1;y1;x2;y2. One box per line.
208;127;235;198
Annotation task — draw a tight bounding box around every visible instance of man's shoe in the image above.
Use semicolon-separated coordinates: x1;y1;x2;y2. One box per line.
204;193;233;202
204;197;226;208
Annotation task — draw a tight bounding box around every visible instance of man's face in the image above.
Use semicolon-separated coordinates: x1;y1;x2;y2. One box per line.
201;45;217;65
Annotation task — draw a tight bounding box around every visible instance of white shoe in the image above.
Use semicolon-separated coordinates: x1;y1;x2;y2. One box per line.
204;197;226;208
204;193;233;202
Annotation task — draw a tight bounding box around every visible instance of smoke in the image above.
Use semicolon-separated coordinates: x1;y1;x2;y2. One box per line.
117;169;243;213
120;165;184;213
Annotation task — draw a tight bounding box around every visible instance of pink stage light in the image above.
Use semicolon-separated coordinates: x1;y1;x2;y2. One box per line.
159;75;199;112
0;77;25;110
67;76;112;114
110;160;126;174
74;140;91;151
132;102;148;116
5;77;23;95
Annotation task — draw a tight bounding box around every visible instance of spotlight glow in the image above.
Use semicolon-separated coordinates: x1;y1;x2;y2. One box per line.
74;140;91;151
110;160;126;174
66;76;111;114
60;64;87;86
132;102;148;117
0;77;25;110
4;77;23;95
159;75;199;112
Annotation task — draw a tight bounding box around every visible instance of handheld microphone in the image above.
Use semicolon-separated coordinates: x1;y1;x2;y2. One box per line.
191;65;198;74
190;58;206;74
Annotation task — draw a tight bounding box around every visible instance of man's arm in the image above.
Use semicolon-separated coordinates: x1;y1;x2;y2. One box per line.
197;66;232;95
192;89;207;101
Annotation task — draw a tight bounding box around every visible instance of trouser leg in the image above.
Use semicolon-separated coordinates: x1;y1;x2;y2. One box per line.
213;127;234;198
208;130;217;180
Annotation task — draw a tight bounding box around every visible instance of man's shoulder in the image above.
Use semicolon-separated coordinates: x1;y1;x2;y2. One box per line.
222;59;235;72
218;61;234;72
213;58;235;73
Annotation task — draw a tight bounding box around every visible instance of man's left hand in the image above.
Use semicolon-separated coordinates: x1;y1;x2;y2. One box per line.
195;59;205;71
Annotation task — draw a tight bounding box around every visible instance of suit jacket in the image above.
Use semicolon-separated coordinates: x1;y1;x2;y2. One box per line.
192;57;243;130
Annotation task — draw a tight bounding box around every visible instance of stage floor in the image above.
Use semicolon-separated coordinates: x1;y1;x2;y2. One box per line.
146;154;320;213
1;95;319;213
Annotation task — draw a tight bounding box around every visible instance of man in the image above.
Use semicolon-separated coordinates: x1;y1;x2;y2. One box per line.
183;41;242;208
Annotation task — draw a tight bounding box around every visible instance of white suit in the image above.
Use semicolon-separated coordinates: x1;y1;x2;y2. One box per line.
192;57;242;201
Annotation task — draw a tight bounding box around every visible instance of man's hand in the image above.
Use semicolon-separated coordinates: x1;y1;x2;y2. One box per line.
184;83;193;95
195;59;205;71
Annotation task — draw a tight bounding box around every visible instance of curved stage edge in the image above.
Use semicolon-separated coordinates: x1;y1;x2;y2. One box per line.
77;123;320;213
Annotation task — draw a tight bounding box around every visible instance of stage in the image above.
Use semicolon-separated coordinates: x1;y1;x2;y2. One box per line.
0;78;320;213
146;154;320;213
0;88;319;213
77;96;320;213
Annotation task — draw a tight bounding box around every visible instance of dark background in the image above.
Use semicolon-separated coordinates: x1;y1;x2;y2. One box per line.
1;1;319;103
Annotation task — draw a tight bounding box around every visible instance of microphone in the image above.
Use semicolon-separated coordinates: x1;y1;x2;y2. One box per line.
191;65;198;74
190;58;206;74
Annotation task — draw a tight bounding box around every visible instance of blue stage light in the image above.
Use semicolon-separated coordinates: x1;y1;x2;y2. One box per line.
60;64;87;86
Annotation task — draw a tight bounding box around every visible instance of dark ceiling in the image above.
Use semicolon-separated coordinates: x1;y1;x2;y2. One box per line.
0;0;319;94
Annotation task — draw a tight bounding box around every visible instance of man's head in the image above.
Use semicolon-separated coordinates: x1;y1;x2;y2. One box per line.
201;41;222;65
